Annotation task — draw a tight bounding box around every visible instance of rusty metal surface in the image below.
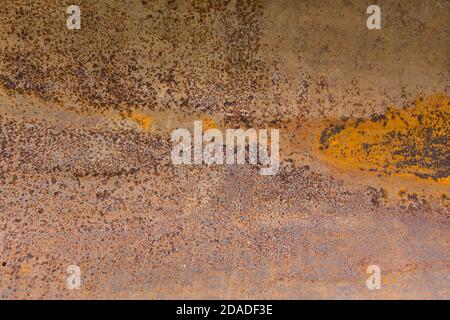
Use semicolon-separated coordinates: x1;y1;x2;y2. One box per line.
0;0;449;299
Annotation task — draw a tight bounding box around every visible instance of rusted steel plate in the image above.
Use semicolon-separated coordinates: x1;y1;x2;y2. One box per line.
0;0;448;299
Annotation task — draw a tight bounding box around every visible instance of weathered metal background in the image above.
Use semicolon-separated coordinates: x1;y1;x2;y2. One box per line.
0;0;448;299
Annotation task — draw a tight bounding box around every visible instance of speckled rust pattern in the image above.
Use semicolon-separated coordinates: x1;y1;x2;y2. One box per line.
0;0;449;299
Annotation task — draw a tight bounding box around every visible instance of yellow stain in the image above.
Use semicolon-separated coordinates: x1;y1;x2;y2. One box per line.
382;274;398;285
318;94;449;184
20;263;31;275
124;111;153;130
202;116;218;130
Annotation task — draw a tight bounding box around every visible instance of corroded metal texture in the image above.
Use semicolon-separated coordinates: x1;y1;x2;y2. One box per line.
0;0;449;299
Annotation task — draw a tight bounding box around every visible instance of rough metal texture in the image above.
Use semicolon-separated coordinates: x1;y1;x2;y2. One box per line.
0;0;449;299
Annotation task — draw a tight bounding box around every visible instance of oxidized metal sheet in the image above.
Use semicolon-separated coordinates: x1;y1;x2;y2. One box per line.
0;0;448;299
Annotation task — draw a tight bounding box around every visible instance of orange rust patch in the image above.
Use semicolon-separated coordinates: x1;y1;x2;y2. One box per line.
19;263;31;275
318;94;449;184
122;111;153;130
201;116;218;131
